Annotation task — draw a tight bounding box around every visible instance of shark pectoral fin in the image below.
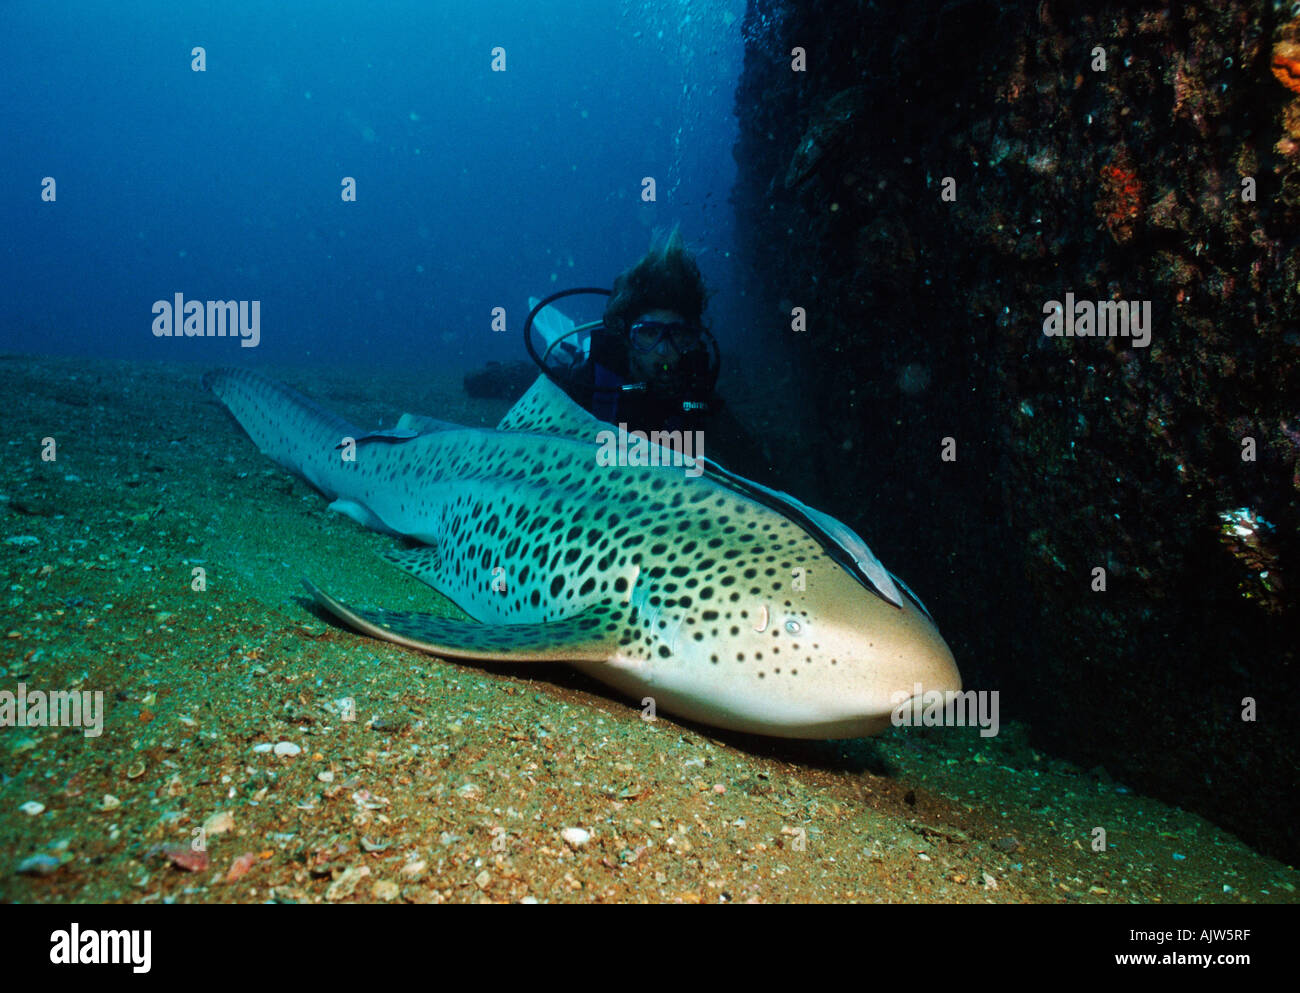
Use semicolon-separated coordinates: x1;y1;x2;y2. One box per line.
380;546;445;584
301;579;624;662
326;499;399;536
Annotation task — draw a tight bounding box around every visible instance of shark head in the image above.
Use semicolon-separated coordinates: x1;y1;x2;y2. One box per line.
733;561;961;738
645;445;962;738
586;488;961;739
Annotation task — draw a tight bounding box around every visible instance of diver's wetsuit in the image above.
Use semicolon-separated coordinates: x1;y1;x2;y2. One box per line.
565;328;706;437
558;329;769;479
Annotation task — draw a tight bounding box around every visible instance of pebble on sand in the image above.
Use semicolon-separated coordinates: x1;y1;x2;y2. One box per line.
203;810;235;836
326;865;370;901
273;741;302;757
16;854;61;876
163;846;210;872
225;852;258;883
19;801;45;816
561;827;591;848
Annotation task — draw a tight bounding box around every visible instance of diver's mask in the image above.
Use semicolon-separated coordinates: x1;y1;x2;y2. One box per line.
626;320;719;403
628;319;707;353
524;287;721;412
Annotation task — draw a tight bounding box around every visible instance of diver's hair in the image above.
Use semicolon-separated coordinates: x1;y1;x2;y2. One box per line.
603;225;708;338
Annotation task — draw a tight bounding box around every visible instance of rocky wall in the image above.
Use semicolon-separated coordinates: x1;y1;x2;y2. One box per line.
732;0;1300;863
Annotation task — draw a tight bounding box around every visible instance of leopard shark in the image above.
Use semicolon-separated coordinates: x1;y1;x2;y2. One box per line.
204;368;959;738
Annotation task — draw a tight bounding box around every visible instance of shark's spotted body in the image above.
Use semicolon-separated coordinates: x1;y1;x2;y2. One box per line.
206;369;959;738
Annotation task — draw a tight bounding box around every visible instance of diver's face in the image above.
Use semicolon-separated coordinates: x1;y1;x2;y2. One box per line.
627;309;693;385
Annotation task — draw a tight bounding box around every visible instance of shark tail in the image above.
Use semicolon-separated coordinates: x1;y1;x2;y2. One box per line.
204;368;362;499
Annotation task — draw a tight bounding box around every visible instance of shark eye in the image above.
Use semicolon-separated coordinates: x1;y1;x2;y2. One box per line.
784;619;801;635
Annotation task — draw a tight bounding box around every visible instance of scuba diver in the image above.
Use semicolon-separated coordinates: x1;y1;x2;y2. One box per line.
522;227;765;473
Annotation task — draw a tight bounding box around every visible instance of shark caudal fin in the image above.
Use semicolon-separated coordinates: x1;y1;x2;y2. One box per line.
204;368;362;499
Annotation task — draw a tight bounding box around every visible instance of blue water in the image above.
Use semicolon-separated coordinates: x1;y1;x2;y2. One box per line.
1;0;746;369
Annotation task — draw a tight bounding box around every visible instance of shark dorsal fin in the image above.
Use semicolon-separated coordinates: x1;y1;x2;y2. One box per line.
497;374;612;442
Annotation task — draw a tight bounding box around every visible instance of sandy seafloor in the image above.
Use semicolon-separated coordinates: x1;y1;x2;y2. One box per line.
0;353;1295;904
